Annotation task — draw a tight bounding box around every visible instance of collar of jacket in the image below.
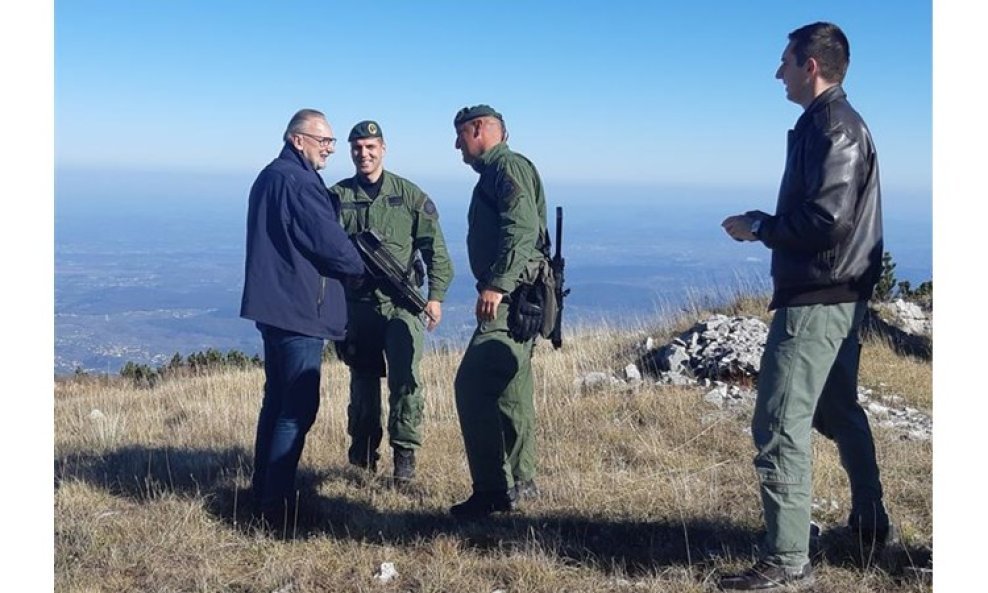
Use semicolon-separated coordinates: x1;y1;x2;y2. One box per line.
278;142;318;174
471;142;509;174
350;169;394;201
794;84;846;132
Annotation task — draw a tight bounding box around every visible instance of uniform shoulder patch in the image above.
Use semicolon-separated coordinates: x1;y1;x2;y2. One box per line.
496;172;523;204
422;197;438;217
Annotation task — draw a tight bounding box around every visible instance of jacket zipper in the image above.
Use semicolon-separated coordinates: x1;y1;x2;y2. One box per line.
317;277;326;313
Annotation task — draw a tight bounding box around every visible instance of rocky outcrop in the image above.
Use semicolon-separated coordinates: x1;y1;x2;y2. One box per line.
702;383;932;441
637;314;768;383
575;309;932;441
857;387;932;441
865;299;933;360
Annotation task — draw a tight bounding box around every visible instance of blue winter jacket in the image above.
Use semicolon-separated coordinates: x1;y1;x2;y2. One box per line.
240;143;365;339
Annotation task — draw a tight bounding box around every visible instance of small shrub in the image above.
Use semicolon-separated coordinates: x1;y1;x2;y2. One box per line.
873;251;932;306
873;251;897;302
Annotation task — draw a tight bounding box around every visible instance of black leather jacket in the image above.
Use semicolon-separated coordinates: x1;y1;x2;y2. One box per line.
751;85;883;308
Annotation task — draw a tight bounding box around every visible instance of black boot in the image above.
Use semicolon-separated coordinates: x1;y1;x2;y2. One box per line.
849;513;899;564
718;560;813;590
450;490;515;519
393;447;416;483
348;435;379;472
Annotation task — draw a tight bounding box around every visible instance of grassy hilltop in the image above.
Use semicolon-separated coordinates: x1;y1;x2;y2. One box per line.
54;297;932;593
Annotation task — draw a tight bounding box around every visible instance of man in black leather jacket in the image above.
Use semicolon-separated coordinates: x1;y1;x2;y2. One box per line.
720;22;890;590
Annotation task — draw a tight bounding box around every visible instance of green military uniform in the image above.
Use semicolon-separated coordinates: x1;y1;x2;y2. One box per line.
330;152;452;469
454;135;549;495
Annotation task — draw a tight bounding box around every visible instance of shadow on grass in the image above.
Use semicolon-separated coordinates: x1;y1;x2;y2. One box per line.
55;445;931;583
814;526;934;587
55;444;253;501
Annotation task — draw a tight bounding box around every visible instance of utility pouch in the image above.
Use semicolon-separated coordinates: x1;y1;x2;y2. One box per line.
507;259;558;342
536;259;558;339
508;283;543;342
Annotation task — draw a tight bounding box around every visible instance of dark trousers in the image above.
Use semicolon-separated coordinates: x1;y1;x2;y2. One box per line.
454;301;537;493
345;300;426;466
251;322;324;514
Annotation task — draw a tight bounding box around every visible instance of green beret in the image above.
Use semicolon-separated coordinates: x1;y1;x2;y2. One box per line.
348;120;383;142
453;104;503;128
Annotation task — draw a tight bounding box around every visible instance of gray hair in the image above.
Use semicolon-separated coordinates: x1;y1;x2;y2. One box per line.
283;108;326;143
477;115;508;143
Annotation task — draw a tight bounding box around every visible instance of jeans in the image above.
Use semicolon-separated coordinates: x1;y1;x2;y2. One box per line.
251;322;324;514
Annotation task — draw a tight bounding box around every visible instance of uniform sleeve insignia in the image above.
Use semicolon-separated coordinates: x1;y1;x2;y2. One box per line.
497;175;517;202
423;197;437;217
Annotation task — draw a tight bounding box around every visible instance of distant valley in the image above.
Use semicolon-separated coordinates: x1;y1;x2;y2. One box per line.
55;170;932;375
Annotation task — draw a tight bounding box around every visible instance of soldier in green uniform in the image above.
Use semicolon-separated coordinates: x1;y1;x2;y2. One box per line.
329;120;453;484
449;105;550;518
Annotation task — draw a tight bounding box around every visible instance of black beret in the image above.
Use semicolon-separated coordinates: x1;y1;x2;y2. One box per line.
348;120;383;142
453;104;503;128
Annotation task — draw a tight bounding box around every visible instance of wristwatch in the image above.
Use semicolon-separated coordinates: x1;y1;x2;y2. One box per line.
750;218;763;238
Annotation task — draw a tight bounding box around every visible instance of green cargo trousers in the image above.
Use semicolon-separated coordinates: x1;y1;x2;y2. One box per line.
345;300;425;464
752;300;888;568
454;301;536;493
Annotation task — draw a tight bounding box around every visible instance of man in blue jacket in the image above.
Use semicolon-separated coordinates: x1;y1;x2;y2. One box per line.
241;108;365;526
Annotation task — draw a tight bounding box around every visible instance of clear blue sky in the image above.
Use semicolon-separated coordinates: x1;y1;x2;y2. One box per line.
55;0;931;192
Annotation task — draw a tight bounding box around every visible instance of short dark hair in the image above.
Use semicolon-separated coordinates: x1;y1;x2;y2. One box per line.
788;22;850;84
283;109;326;143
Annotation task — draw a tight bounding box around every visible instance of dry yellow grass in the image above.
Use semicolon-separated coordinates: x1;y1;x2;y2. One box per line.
54;302;932;592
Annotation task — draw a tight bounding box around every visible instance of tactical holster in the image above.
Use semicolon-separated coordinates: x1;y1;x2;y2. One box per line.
507;259;558;342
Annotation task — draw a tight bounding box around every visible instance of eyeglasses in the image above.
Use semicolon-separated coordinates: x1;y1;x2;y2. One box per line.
296;132;337;148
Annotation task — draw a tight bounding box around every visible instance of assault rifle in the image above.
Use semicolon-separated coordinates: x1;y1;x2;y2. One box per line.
550;206;570;349
353;230;436;323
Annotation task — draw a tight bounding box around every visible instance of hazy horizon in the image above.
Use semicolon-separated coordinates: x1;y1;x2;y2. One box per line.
54;168;932;376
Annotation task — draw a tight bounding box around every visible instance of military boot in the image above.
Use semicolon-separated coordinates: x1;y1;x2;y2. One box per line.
393;446;416;483
348;436;379;473
849;513;899;565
